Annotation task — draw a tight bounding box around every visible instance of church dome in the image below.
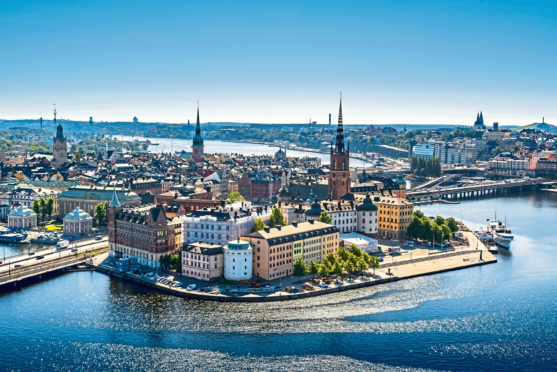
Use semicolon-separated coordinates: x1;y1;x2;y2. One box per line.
357;193;378;211
305;199;325;217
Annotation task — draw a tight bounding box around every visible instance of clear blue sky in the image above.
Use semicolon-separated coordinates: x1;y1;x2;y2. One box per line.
1;0;556;125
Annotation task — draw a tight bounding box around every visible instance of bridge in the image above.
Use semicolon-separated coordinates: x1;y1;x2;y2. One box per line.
0;237;108;291
407;178;545;199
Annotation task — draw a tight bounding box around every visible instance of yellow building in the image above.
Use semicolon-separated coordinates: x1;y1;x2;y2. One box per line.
242;220;339;281
375;195;413;240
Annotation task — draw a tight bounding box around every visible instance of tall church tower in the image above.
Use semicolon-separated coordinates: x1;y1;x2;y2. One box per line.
192;104;204;159
52;109;67;167
328;95;351;199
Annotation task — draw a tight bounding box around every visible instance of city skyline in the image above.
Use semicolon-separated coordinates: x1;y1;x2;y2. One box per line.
2;0;556;124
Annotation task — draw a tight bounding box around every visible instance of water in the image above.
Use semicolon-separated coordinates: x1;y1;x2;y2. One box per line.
1;192;556;371
115;136;370;168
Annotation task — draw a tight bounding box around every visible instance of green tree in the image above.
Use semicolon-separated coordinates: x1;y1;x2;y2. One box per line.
45;197;54;219
419;217;432;241
268;207;286;227
324;253;336;266
250;217;266;232
39;198;46;220
441;224;452;242
337;246;349;261
356;257;368;272
348;244;362;257
414;210;424;219
446;217;459;232
309;260;319;277
317;211;332;224
406;215;423;240
227;192;246;203
369;256;380;275
74;152;81;162
431;222;443;244
32;199;41;217
434;216;445;226
333;261;344;276
293;259;307;280
94;202;107;226
318;264;330;278
344;259;355;274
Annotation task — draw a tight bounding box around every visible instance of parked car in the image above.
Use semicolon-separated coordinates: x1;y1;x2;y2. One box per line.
186;284;196;291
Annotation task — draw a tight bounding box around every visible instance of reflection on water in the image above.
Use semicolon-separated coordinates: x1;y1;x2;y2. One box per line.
1;192;556;371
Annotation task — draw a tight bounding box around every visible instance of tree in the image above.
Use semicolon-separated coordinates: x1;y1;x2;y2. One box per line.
434;216;445;226
369;256;380;275
250;217;266;232
333;261;344;276
317;211;332;224
45;197;54;219
446;217;459;232
356;257;368;272
406;215;423;240
324;253;336;266
268;207;286;227
74;152;81;162
227;192;245;203
293;259;307;280
414;210;424;219
39;198;46;220
337;246;349;261
418;217;432;241
94;202;107;226
348;244;362;257
32;199;40;217
431;222;443;244
309;260;319;277
344;259;355;274
441;224;452;242
318;264;330;278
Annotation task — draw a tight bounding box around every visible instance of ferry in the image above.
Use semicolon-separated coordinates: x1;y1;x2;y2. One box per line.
0;233;27;244
487;220;514;249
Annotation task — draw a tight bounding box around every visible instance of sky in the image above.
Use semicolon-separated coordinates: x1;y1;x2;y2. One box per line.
1;0;556;125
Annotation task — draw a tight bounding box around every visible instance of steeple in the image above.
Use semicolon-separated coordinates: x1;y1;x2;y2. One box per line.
193;102;203;147
109;186;121;208
335;93;345;153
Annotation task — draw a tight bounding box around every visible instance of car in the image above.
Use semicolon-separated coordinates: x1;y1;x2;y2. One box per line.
35;255;44;260
95;235;102;241
319;283;329;288
28;251;35;256
14;264;22;268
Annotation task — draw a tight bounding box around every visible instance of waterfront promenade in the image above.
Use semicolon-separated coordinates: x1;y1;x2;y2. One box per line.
93;247;496;303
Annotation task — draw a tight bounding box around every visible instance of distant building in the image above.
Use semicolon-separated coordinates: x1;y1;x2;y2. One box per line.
59;185;141;217
63;207;93;236
52;110;68;167
8;205;37;229
192;106;204;159
473;111;486;130
328;96;351;199
412;143;435;158
224;239;253;281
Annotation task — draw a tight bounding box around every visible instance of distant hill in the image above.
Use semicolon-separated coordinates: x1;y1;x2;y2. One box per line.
513;122;557;134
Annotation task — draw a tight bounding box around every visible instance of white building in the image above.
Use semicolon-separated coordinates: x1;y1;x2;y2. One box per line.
340;232;379;253
1;185;59;215
8;205;37;229
63;207;93;235
223;239;253;281
182;202;272;246
412;143;435;158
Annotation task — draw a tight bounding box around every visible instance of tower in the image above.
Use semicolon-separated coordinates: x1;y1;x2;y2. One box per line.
52;108;68;167
107;186;123;256
328;94;351;199
192;103;204;159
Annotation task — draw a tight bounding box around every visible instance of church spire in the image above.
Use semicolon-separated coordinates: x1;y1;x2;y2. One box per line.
335;92;345;153
195;102;201;136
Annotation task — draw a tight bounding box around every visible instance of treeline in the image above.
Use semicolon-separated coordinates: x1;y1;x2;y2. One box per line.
411;156;441;177
406;210;459;243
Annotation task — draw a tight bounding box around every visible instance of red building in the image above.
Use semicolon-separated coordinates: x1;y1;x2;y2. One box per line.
328;97;351;200
155;191;221;213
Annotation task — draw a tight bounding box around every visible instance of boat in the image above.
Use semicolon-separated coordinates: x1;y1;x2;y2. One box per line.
487;220;514;249
0;233;27;244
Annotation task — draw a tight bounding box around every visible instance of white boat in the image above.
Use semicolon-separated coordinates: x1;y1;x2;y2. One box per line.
487;220;514;249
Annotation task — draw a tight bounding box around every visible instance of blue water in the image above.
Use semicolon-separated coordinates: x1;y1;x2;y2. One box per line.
1;192;556;371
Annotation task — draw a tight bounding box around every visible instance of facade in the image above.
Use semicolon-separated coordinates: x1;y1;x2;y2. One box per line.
375;195;414;240
7;205;37;229
328;97;351;199
155;191;220;213
58;185;141;217
108;190;181;268
412;142;435;158
0;185;59;215
487;157;530;177
192;106;204;159
52;112;68;167
223;239;253;281
242;220;339;281
182;203;272;246
181;242;224;281
63;207;93;235
238;172;281;203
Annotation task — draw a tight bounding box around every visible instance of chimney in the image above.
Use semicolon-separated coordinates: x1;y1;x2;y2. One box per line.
264;227;270;233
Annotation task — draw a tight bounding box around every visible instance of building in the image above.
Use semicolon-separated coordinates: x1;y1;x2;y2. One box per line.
473;111;486;130
328;96;351;199
242;220;339;281
192;106;204;159
58;185;141;217
8;205;37;229
340;232;378;253
108;189;181;268
238;171;281;203
0;185;59;215
375;195;414;240
52;110;68;167
181;242;224;281
182;203;272;246
223;239;253;281
63;207;93;235
412;143;435;158
155;191;220;213
487;157;530;177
